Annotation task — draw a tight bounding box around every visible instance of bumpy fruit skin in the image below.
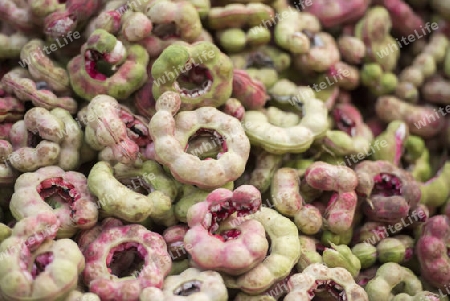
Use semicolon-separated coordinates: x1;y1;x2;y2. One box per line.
0;0;34;32
10;166;98;238
352;221;388;244
422;75;450;105
1;68;77;114
371;121;408;164
401;136;430;181
352;243;377;269
184;185;267;275
297;235;324;272
270;168;302;217
140;268;228;301
376;238;407;264
207;3;273;31
152;41;233;110
293;32;341;73
27;0;65;22
396;34;447;102
403;135;432;182
323;244;361;277
323;103;374;157
365;262;424;301
88;161;172;223
361;63;398;96
135;0;203;57
338;36;366;65
268;79;315;111
222;98;245;121
294;204;323;236
176;0;210;18
355;160;421;223
322;229;353;246
230;45;291;89
354;235;415;269
284;263;368;301
113;160;179;226
83;224;171;301
0;32;29;59
0;91;24;123
0;213;85;301
174;182;233;222
222;207;300;295
149;91;250;190
208;4;273;52
0;140;18;186
116;11;153;43
420;162;450;207
77;218;125;252
68;29;149;101
355;7;399;73
248;150;282;193
82;3;126;37
416;215;450;290
304;162;359;234
8;107;82;172
373;0;424;36
269;167;322;235
243;96;328;154
133;63;158;119
43;0;102;38
173;187;203;222
234;272;294;300
162;224;189;276
308;61;360;91
84;94;150;165
20;39;70;93
232;69;269;110
376;96;445;138
274;10;320;55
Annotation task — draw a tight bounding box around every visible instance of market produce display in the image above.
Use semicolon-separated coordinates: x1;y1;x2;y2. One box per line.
0;0;450;300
